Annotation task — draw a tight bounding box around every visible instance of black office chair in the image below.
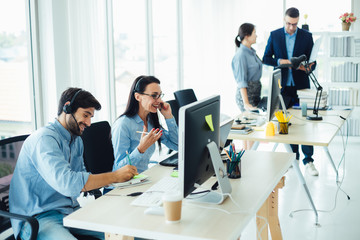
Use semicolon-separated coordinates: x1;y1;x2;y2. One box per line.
174;88;197;107
0;134;39;240
167;99;179;124
81;121;115;198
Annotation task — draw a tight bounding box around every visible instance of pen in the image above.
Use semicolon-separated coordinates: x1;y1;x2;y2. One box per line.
223;149;232;161
125;150;132;165
136;131;149;135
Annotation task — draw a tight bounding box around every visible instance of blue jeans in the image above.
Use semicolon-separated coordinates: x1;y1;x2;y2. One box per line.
19;210;104;240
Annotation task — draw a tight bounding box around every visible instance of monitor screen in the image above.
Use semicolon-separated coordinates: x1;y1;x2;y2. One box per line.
178;95;231;203
266;69;282;122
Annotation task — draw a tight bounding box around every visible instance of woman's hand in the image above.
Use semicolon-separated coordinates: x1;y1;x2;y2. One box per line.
244;103;257;111
159;101;173;119
137;125;163;153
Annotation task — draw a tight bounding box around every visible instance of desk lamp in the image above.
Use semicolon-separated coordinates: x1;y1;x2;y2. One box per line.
290;55;323;120
303;61;323;120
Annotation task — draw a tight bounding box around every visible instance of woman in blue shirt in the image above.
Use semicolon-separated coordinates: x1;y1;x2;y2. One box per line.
232;23;263;112
112;76;178;173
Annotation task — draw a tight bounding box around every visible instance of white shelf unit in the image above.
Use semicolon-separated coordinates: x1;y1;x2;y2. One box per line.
313;31;360;136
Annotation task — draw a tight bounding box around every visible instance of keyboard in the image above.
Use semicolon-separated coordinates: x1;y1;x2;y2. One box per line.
131;176;179;207
159;152;178;167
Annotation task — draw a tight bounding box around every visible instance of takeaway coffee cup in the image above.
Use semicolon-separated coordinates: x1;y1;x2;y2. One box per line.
162;192;182;224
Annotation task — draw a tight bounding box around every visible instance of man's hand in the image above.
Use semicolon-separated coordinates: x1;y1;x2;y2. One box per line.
113;165;138;182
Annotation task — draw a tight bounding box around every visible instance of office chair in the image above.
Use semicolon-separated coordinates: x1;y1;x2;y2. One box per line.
167;99;179;124
173;88;197;107
0;134;39;240
81;121;115;198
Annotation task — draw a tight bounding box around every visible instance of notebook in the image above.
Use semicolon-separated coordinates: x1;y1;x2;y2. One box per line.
109;174;149;188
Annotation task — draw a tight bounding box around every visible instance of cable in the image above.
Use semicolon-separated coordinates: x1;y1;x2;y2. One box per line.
289;115;350;217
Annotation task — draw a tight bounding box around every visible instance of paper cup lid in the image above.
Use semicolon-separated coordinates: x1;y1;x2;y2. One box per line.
162;192;182;202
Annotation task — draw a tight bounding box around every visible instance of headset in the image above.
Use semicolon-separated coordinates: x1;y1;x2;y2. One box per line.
133;77;144;93
63;89;82;114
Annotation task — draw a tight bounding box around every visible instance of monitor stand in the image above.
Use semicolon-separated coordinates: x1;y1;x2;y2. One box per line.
279;94;288;118
186;141;232;205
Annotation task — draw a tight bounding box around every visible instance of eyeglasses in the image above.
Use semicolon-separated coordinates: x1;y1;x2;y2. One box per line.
140;92;164;100
286;22;298;27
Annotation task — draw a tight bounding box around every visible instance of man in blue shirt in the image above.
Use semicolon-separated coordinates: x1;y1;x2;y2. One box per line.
9;88;138;240
263;7;319;176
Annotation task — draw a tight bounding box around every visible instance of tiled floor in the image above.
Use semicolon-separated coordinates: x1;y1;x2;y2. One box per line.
237;136;360;240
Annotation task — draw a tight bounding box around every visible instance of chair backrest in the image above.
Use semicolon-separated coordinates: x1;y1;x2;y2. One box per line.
167;99;180;124
81;121;114;174
174;89;197;107
0;134;37;239
0;135;29;199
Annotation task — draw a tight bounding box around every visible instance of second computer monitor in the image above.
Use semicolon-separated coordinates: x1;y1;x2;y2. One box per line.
266;69;287;122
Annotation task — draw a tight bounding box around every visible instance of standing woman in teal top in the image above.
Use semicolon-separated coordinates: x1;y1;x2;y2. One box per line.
112;76;178;173
232;23;263;112
232;23;262;150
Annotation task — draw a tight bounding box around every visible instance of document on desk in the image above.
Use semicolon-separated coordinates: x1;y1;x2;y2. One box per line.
230;128;254;135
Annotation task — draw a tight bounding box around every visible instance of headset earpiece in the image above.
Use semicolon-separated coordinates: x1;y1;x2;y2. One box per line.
63;89;82;114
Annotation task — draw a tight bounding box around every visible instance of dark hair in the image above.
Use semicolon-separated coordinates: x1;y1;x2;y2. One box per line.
57;87;101;116
121;75;162;147
285;7;299;18
235;23;255;48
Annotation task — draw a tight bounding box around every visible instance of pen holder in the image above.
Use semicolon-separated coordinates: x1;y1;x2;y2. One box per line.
226;159;241;179
278;122;289;134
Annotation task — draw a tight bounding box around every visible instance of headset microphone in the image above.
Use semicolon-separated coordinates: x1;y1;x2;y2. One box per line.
63;89;83;134
71;113;81;133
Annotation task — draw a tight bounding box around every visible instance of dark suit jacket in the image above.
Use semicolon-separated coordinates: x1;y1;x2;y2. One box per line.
263;27;314;90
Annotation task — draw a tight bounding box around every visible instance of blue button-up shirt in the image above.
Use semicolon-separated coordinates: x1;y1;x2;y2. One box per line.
9;119;90;237
232;44;263;89
111;114;178;173
284;28;297;86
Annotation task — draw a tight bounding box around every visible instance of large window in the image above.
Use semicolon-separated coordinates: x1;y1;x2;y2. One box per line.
112;0;148;116
112;0;180;116
0;0;34;138
286;0;351;32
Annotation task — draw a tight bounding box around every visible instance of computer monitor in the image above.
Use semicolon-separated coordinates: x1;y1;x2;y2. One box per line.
159;116;234;167
266;69;287;122
178;95;232;204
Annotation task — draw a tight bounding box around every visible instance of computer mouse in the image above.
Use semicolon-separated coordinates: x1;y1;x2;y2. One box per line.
144;206;164;216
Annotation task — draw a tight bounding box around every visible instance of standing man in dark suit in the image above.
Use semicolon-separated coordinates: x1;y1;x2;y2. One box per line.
263;7;319;176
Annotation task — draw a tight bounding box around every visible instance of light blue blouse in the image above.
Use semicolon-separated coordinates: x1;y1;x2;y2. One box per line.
232;44;263;89
9;119;89;237
111;114;178;173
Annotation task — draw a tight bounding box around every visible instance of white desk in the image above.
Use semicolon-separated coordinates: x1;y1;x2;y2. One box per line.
64;151;294;240
228;108;352;225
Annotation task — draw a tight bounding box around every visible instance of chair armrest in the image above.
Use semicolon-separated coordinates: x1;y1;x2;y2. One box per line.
0;210;38;240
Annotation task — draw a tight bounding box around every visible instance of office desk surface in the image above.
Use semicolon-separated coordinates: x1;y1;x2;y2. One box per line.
228;109;352;146
64;151;294;240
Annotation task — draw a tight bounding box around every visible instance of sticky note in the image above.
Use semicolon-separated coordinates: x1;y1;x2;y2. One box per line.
171;171;178;178
278;79;282;89
133;174;146;179
205;114;214;131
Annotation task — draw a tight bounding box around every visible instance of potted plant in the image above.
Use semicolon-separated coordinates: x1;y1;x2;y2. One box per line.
339;12;357;31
